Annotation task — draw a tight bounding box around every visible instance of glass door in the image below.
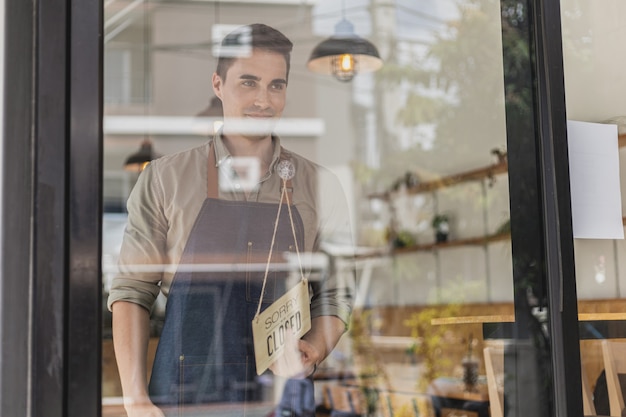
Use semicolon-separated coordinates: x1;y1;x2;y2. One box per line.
101;1;577;416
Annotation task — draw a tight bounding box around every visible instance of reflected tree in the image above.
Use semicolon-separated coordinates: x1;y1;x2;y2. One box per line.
369;0;508;190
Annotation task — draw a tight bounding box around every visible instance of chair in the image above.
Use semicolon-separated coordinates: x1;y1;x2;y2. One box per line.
580;364;596;416
484;345;596;417
602;340;626;416
324;384;366;417
378;391;395;417
378;391;433;417
483;346;505;417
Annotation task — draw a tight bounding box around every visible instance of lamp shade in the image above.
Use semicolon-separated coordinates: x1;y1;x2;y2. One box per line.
124;140;160;172
307;18;383;81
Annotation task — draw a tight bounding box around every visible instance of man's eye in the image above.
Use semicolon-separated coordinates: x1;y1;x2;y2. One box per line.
242;80;256;87
271;83;285;90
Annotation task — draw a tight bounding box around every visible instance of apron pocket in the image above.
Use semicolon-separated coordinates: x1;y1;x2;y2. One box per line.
175;353;259;404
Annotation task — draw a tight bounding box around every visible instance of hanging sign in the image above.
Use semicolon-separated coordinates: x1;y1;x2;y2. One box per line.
252;280;311;375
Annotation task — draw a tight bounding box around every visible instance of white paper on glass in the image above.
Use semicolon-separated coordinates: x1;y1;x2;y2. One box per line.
567;120;623;239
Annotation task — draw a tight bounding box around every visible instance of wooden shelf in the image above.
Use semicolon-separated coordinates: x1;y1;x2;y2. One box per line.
354;231;510;260
371;133;625;201
394;231;510;253
360;132;626;259
369;160;508;200
432;315;515;325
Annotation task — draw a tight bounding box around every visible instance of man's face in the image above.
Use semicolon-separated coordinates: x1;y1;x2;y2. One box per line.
212;49;288;139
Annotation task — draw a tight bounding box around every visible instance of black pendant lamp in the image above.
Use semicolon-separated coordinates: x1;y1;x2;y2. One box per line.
124;139;160;172
307;11;382;82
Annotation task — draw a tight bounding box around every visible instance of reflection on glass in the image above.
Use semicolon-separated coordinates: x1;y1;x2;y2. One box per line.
101;0;569;416
561;0;626;415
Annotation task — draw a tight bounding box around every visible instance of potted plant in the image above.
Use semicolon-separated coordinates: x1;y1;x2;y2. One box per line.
403;305;459;391
392;229;416;249
431;214;450;243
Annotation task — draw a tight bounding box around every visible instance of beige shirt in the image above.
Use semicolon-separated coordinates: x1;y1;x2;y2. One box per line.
107;134;353;324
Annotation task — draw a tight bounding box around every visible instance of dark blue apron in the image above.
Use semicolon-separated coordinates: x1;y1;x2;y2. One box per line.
149;144;305;411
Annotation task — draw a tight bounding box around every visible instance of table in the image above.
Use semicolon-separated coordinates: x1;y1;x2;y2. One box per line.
426;378;490;417
337;376;490;417
431;313;626;340
432;314;626;416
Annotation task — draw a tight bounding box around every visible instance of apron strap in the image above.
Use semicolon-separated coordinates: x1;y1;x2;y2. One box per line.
207;141;294;200
207;142;219;198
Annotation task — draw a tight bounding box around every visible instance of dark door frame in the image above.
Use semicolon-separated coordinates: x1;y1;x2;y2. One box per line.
1;0;583;416
531;1;584;416
501;0;582;416
1;0;102;416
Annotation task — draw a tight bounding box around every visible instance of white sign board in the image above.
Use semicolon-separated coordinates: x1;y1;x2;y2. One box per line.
567;120;624;239
251;280;311;375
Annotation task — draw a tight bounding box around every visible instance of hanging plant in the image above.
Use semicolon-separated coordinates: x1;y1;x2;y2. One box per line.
431;214;450;243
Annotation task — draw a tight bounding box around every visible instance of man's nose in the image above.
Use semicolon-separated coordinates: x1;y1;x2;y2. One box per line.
254;88;270;108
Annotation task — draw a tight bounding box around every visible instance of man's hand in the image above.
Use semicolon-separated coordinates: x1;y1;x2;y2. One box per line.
297;338;322;376
269;316;346;378
269;330;313;378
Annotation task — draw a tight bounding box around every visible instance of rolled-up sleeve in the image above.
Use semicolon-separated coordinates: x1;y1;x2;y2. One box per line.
107;163;169;312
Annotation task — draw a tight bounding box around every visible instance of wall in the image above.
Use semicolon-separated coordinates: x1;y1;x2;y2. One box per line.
102;1;626;310
561;0;626;301
356;0;626;308
359;174;514;307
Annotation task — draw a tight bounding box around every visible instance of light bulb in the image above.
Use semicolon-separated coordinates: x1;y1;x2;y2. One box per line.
340;54;354;71
331;54;357;82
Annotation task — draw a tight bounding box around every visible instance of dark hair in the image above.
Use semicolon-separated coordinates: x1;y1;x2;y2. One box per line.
215;23;293;81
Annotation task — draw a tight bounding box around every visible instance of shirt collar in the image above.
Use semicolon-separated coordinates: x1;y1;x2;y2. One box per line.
212;130;283;168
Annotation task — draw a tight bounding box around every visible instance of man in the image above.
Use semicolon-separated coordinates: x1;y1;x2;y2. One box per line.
108;24;354;417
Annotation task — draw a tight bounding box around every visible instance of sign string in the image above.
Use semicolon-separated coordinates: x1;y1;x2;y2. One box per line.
254;163;305;321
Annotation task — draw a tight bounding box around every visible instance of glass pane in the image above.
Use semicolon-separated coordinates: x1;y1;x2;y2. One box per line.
561;1;626;416
102;1;551;416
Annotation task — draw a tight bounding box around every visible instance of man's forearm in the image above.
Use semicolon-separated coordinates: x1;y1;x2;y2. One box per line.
112;301;152;404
